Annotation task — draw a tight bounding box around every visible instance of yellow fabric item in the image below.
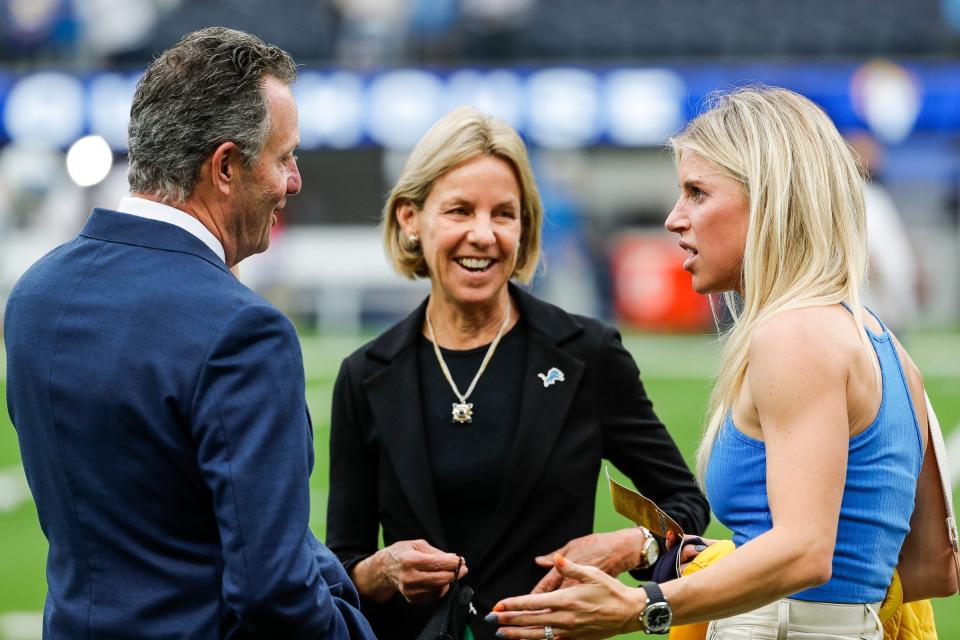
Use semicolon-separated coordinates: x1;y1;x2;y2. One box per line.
879;567;904;622
667;542;938;640
878;570;938;640
668;541;735;640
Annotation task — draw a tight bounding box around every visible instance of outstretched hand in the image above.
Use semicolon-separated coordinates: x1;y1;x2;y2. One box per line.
531;529;644;594
491;554;646;640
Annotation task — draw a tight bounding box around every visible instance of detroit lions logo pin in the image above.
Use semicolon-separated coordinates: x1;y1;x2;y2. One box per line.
537;367;565;388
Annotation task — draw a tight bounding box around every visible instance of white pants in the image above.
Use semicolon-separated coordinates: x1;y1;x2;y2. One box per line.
707;598;884;640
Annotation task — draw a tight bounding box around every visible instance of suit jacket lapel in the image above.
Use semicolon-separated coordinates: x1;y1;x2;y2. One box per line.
362;300;449;549
473;287;585;568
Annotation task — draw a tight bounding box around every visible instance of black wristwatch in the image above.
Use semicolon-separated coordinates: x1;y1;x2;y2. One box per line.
639;581;672;634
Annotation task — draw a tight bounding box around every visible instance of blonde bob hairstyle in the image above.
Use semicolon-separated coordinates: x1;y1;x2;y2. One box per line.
382;106;543;283
669;87;872;482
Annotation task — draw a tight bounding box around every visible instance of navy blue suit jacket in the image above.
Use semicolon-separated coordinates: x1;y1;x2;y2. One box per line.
4;209;376;639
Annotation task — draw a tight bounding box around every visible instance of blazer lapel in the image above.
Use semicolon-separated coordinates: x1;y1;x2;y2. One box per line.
362;301;449;549
472;288;585;568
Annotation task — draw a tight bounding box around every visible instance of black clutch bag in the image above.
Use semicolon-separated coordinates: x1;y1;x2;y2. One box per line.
416;557;475;640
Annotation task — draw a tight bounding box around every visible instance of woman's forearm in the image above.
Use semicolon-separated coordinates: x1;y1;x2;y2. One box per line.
662;526;834;625
489;526;836;638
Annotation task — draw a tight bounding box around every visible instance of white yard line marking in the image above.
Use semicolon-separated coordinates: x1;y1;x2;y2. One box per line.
0;465;30;513
0;611;42;640
946;424;960;492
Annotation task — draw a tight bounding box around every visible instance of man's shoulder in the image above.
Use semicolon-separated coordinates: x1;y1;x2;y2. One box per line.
9;229;287;340
170;275;296;350
109;243;265;323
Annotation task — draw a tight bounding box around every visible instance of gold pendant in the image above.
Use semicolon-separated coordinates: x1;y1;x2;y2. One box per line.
451;402;474;424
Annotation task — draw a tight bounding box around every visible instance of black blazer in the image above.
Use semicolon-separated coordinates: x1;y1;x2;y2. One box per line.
326;285;709;640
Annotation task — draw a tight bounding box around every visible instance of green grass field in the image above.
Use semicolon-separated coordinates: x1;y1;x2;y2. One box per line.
1;331;958;639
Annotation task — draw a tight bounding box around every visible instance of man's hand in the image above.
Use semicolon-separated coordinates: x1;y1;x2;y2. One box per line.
530;529;645;593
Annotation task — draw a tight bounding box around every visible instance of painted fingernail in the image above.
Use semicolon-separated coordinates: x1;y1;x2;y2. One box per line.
485;613;498;623
495;632;506;639
493;603;506;612
695;544;707;552
554;553;566;567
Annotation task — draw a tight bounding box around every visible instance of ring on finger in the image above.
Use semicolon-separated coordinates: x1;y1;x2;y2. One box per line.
544;625;554;640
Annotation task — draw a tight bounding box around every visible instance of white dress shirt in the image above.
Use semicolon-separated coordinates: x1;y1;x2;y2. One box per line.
116;196;226;264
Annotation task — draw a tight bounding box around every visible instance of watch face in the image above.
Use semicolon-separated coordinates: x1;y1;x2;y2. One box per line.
644;603;673;633
643;540;659;567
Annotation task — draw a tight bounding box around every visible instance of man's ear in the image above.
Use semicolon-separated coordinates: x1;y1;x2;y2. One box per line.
208;141;241;196
395;201;418;236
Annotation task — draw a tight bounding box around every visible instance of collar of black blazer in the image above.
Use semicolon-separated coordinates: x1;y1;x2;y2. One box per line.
365;282;584;363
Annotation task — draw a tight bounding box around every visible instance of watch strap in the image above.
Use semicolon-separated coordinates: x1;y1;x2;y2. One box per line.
640;581;671;634
643;581;665;606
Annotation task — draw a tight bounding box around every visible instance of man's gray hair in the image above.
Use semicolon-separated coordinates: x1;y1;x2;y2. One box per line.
127;27;297;203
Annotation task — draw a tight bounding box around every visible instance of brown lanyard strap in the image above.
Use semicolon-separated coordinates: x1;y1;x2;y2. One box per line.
925;391;960;587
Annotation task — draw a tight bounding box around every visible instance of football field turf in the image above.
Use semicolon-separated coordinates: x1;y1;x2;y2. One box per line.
1;331;957;638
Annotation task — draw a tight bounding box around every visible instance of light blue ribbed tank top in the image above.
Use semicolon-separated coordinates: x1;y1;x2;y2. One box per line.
705;311;923;603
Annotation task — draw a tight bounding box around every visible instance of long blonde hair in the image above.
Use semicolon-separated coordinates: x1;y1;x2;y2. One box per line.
669;87;872;481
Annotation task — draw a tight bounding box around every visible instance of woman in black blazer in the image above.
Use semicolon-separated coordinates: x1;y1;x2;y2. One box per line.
326;106;709;640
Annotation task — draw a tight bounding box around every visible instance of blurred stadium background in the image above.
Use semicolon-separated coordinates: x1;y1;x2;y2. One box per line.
0;0;958;637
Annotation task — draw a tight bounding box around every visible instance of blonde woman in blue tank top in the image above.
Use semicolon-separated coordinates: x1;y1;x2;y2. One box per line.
486;87;958;639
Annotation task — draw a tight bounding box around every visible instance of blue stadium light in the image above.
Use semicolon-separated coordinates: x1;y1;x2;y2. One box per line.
604;69;685;146
366;69;445;149
296;71;366;149
1;63;960;150
87;72;139;151
526;68;601;148
4;72;84;149
445;69;524;129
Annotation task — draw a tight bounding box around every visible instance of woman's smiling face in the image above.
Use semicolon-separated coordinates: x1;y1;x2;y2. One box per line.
398;154;523;311
665;152;749;294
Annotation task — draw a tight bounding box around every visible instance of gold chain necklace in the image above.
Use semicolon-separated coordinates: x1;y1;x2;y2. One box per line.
425;302;511;424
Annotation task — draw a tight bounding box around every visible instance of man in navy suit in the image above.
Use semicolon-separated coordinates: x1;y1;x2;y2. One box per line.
4;27;376;639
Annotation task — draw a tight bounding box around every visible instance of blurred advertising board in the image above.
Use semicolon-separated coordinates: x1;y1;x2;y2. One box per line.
0;60;952;151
